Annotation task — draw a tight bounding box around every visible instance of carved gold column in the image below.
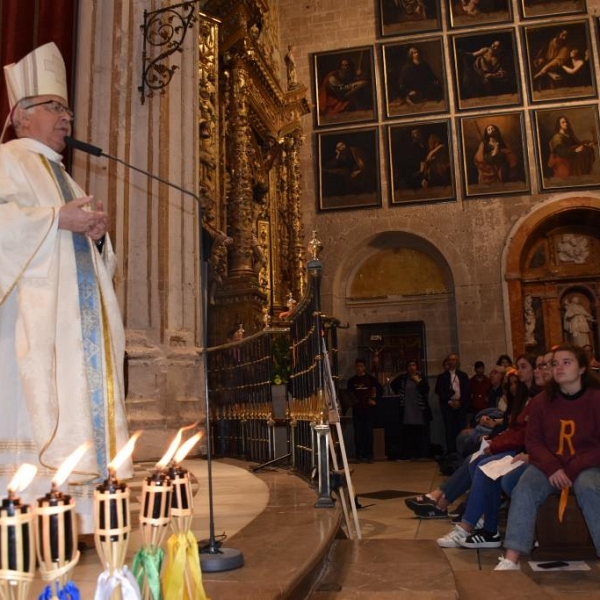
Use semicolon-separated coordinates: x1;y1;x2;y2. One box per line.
227;56;255;277
197;17;220;228
286;132;306;299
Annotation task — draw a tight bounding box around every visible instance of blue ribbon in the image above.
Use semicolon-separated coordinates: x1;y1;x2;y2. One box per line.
39;580;81;600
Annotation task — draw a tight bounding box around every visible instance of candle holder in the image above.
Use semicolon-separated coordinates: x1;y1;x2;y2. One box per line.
162;465;207;600
93;432;142;600
132;472;172;600
0;494;36;600
95;476;130;575
36;488;79;598
94;474;141;600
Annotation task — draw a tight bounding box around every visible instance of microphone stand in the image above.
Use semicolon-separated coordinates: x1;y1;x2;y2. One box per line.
65;137;244;572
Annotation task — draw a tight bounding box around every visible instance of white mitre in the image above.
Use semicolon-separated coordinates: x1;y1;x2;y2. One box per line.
4;41;68;107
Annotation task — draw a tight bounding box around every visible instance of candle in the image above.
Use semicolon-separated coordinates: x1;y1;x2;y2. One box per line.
0;465;37;597
37;489;74;562
36;443;91;592
1;496;34;571
141;471;172;522
93;431;142;575
168;466;190;512
95;479;129;543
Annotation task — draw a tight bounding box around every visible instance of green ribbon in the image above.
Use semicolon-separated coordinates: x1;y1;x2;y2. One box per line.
132;546;164;600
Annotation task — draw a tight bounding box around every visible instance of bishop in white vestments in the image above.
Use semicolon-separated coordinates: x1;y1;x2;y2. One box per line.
0;42;132;533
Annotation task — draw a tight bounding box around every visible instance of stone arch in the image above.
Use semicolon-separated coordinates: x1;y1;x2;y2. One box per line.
329;229;468;375
502;194;600;354
343;231;455;299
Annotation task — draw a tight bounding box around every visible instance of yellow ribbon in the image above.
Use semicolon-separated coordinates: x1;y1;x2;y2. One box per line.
162;531;208;600
558;487;569;523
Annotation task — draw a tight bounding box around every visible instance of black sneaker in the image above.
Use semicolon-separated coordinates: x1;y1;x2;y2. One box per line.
412;503;448;519
404;495;437;512
458;528;502;548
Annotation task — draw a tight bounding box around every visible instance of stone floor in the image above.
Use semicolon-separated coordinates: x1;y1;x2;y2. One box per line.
26;456;600;599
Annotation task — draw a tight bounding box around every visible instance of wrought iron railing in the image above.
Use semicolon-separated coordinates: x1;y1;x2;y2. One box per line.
206;233;337;479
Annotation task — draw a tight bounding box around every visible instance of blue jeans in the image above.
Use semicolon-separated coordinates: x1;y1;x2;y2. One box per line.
501;463;527;497
440;452;488;503
462;451;514;532
504;464;600;556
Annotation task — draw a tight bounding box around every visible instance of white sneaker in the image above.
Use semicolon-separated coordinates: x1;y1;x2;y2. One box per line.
437;524;469;548
494;556;520;571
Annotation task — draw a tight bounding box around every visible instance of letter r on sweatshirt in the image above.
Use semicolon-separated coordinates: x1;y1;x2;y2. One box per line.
557;419;576;456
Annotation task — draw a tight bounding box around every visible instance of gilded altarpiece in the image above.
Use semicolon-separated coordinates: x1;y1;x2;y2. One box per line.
507;207;600;356
204;0;310;345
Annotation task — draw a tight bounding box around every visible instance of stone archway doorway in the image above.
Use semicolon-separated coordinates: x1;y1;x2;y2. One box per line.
504;198;600;356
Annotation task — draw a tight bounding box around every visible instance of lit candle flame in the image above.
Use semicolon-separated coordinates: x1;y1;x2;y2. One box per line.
52;441;93;488
108;430;143;475
8;464;37;494
156;423;199;470
174;432;203;464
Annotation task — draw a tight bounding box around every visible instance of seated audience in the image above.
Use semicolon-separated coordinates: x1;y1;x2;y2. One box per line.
496;354;513;369
404;358;533;520
436;354;546;548
487;364;506;410
457;406;505;458
496;345;600;570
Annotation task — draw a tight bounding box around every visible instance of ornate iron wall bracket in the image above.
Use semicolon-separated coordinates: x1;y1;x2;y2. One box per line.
139;0;203;104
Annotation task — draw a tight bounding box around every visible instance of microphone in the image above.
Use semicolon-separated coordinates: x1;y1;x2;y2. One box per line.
64;136;103;157
64;135;201;204
64;135;216;260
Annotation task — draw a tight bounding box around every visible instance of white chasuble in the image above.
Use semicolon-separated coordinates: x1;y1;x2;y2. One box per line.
0;137;132;532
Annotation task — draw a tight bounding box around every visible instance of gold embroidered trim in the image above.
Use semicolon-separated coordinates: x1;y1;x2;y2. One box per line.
0;440;38;452
101;296;117;460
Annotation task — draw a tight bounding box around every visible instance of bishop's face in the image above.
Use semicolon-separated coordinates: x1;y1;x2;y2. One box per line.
19;94;73;152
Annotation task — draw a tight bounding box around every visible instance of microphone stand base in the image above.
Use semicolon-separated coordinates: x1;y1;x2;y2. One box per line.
199;545;245;572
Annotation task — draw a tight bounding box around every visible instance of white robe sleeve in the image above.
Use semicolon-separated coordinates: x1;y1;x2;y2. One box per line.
0;150;59;304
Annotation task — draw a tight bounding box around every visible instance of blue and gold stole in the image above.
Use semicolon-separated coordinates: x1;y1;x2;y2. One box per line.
42;155;112;477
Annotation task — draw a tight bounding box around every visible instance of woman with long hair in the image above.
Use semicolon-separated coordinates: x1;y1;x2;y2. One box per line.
548;115;595;178
435;354;546;548
496;345;600;569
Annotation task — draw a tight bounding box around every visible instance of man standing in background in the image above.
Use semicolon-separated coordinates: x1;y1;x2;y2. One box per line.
347;358;383;462
435;353;470;454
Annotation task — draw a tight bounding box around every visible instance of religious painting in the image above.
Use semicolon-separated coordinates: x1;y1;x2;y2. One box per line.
313;46;377;128
523;20;596;104
459;112;530;198
378;0;441;38
451;29;521;110
387;120;455;205
317;127;381;212
382;37;448;118
532;105;600;192
448;0;513;29
520;0;586;19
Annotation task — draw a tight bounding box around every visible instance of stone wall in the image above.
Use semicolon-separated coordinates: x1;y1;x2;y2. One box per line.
277;0;600;380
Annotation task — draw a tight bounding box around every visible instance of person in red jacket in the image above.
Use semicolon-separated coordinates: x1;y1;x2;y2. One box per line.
436;354;546;548
496;344;600;570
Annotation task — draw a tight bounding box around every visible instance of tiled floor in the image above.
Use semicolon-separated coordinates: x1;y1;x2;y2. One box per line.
25;456;600;598
329;458;600;599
